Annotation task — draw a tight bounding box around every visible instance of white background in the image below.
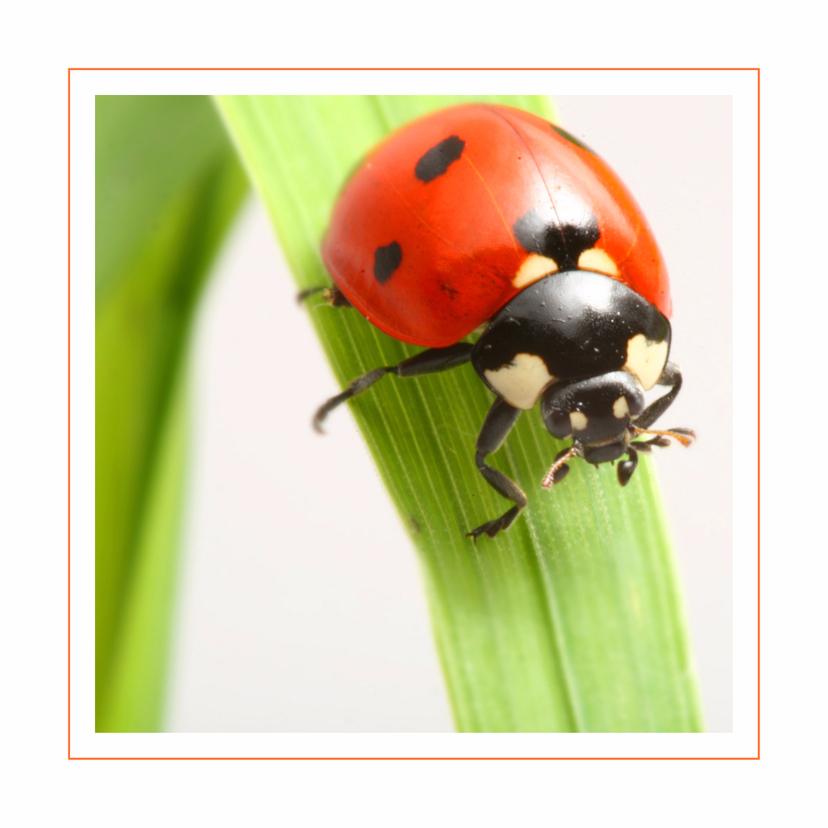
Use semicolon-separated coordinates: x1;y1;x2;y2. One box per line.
5;1;823;823
168;95;734;732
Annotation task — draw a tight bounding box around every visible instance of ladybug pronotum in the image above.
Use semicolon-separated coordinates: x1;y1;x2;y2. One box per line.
302;104;694;541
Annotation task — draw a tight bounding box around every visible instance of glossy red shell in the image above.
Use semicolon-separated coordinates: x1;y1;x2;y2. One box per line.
321;104;671;348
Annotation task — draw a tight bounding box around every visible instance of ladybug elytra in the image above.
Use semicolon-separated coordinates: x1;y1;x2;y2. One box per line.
303;104;693;541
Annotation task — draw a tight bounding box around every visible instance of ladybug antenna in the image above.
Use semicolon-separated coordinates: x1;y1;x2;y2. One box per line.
630;426;696;448
541;446;579;490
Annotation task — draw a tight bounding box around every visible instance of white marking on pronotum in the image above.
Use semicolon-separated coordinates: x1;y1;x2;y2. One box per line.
623;333;669;391
578;247;619;277
512;254;558;289
613;396;630;419
484;353;557;410
569;411;588;431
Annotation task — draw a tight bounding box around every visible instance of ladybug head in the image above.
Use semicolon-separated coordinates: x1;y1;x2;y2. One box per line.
539;371;645;486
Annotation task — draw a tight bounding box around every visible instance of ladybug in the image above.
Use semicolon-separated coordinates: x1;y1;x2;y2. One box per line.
303;103;693;541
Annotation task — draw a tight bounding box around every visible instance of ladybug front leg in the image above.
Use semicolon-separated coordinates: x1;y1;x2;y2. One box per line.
313;342;474;432
630;361;695;448
634;361;683;429
467;398;526;543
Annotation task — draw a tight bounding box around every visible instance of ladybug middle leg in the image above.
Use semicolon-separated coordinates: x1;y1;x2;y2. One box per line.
312;342;474;433
467;398;526;543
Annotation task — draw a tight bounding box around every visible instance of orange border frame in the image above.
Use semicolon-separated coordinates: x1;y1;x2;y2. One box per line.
71;68;760;760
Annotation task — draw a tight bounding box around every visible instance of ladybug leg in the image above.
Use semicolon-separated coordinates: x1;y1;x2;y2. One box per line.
467;398;526;543
313;343;474;433
634;361;683;429
617;444;639;486
314;367;394;432
631;361;696;446
297;285;352;308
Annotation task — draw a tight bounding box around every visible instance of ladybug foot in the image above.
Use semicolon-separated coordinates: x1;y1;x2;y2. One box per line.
296;285;353;308
466;506;521;543
631;425;695;448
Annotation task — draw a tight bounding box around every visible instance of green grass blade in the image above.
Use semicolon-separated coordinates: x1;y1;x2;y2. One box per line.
95;96;248;731
216;94;703;732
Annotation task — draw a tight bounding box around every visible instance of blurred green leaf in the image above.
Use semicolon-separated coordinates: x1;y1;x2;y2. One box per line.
95;96;248;731
216;95;703;732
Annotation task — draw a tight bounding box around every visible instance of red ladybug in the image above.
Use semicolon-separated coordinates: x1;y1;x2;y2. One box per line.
305;104;693;541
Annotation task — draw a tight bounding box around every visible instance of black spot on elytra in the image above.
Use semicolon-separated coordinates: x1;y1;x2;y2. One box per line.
374;241;402;284
549;123;598;156
513;208;600;272
415;135;465;182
